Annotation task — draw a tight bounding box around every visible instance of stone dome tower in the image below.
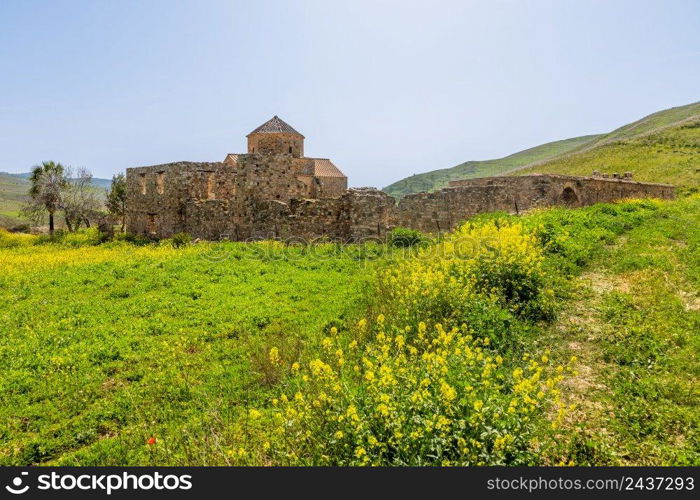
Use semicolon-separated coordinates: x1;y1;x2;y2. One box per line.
247;115;305;157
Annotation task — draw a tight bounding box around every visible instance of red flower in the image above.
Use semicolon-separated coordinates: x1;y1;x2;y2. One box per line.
147;436;157;446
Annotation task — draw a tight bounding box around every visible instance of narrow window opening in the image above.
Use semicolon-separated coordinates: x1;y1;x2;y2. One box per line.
147;214;157;234
156;172;164;195
206;172;215;200
139;173;147;195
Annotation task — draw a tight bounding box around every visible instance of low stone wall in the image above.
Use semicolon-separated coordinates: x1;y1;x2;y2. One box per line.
246;174;673;240
393;174;674;233
126;167;675;241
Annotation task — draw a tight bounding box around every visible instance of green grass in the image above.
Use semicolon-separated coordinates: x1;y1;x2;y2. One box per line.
0;173;31;227
540;196;700;465
592;101;700;144
0;239;389;465
0;197;697;466
383;101;700;197
514;118;700;189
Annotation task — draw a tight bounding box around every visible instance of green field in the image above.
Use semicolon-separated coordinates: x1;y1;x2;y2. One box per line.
0;173;30;228
383;101;700;197
1;195;697;466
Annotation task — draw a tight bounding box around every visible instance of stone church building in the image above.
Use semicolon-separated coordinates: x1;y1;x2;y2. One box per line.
126;116;352;240
126;116;675;241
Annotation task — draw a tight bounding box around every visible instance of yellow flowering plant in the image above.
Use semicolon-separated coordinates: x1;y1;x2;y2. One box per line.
376;219;555;347
264;318;567;465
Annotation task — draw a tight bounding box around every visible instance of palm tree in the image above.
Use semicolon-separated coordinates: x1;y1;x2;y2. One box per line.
26;161;67;235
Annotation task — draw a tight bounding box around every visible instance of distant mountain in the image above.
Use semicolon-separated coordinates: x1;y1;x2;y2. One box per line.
0;171;112;188
1;172;31;179
383;101;700;197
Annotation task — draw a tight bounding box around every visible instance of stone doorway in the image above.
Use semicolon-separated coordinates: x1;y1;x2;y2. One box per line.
561;186;579;206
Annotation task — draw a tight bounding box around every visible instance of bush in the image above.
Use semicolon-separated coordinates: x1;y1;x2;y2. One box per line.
61;228;103;247
0;228;36;248
9;224;31;233
119;232;154;246
388;227;428;248
261;317;568;465
171;232;193;248
379;219;554;331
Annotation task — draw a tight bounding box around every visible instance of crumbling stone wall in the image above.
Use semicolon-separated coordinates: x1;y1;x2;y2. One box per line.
394;174;674;233
127;165;675;241
316;176;349;199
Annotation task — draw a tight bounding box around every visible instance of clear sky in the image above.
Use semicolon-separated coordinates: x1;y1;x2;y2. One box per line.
1;0;698;187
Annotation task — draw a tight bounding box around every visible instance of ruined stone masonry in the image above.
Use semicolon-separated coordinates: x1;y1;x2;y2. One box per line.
126;116;675;241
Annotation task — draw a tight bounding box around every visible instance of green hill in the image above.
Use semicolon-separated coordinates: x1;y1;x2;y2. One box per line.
0;171;112;229
383;101;700;197
382;134;600;198
513;102;700;187
0;173;31;228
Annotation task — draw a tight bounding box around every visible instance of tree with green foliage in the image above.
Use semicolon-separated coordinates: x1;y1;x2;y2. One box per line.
105;173;127;232
21;161;68;235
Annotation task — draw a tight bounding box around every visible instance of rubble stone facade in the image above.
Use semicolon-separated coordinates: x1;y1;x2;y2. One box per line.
126;117;675;241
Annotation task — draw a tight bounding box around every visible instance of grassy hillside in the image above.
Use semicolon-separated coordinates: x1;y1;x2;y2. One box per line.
0;172;112;229
0;173;31;228
1;195;697;465
590;100;700;145
513;113;700;189
382;134;600;198
384;101;700;197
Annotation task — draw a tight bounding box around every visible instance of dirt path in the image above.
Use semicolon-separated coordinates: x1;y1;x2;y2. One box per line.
554;272;615;438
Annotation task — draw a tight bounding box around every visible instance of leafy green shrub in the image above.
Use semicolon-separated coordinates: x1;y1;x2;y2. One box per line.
379;219;553;330
171;232;193;248
119;232;153;246
388;227;428;248
261;318;568;465
60;228;104;247
0;228;36;248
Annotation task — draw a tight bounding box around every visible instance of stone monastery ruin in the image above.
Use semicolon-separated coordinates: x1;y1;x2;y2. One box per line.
126;116;675;241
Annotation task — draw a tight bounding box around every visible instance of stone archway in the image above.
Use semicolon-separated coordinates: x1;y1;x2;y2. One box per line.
561;186;579;206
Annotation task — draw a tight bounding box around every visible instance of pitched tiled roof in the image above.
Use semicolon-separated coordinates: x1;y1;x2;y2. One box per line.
306;158;346;178
248;115;303;136
224;153;239;164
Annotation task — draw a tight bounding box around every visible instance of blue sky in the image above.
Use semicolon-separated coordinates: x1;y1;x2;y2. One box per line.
1;0;698;187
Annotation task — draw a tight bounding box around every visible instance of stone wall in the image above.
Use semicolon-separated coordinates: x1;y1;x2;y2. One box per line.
317;176;349;199
394;174;675;233
127;166;675;242
247;132;304;157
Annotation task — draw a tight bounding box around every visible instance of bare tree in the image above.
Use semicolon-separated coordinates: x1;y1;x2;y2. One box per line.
61;167;101;232
21;161;68;235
